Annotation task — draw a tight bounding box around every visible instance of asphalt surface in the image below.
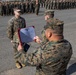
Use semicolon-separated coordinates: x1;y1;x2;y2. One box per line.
0;8;76;75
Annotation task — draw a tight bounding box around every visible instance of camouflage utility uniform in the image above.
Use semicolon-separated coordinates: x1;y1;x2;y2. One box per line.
15;19;72;75
7;16;26;62
15;39;72;75
41;10;55;42
35;0;40;15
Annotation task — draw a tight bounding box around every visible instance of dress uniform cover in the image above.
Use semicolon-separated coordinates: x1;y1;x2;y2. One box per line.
18;26;35;43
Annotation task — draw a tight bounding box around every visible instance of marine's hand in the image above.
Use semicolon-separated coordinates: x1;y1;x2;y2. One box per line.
34;36;41;44
17;44;23;51
11;40;13;43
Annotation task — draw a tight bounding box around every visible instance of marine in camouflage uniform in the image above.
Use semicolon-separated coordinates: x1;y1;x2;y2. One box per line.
41;10;55;42
7;7;26;69
75;0;76;8
48;0;51;9
45;0;48;9
0;3;2;16
44;10;55;21
56;0;59;9
26;1;30;13
35;0;40;15
51;0;53;9
52;0;56;9
15;18;72;75
5;2;9;16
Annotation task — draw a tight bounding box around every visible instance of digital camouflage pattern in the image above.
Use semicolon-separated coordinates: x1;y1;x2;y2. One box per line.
7;16;26;43
44;18;64;35
41;10;55;42
15;39;72;75
7;16;26;62
41;18;57;42
44;10;54;16
41;29;48;42
15;18;72;75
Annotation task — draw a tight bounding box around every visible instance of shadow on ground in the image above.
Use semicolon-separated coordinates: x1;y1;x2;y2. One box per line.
67;63;76;75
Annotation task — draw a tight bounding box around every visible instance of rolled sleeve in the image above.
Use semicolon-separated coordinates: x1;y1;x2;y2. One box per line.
7;20;14;40
15;48;43;66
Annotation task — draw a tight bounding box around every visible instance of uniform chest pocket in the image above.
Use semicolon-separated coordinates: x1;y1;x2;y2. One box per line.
19;20;24;28
13;21;20;31
14;21;19;25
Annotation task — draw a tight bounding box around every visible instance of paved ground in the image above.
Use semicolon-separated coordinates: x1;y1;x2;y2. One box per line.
0;8;76;75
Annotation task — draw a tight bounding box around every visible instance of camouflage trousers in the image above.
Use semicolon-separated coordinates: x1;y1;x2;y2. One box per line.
35;8;40;15
13;43;29;62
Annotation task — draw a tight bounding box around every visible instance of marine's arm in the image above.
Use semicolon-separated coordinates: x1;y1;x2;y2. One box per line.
15;47;44;66
16;41;73;67
7;19;14;41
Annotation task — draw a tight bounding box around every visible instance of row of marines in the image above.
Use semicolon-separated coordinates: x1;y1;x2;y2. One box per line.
0;0;40;16
41;0;76;10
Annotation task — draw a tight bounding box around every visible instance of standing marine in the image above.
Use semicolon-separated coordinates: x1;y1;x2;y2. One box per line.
7;7;26;69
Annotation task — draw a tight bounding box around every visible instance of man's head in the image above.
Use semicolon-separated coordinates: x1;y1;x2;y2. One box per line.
44;10;54;21
14;7;21;17
44;19;64;41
